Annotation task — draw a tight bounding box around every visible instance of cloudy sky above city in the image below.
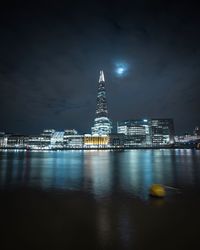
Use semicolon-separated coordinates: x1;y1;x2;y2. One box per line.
0;0;199;134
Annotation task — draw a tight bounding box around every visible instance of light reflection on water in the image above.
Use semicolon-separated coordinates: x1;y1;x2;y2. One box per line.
0;149;200;199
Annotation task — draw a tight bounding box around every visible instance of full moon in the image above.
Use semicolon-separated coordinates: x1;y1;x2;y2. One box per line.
115;62;129;77
117;67;125;75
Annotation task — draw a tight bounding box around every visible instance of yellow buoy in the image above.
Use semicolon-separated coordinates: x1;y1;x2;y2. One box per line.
149;184;166;198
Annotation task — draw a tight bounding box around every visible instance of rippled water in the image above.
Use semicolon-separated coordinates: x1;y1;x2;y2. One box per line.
1;149;200;199
1;149;200;250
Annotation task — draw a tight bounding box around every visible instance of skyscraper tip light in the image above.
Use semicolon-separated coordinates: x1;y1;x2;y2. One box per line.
99;70;105;82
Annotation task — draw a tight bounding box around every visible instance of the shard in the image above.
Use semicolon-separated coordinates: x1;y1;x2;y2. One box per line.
91;70;112;135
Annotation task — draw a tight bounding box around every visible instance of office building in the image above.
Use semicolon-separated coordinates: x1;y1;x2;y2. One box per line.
117;119;174;147
151;119;174;145
117;119;151;146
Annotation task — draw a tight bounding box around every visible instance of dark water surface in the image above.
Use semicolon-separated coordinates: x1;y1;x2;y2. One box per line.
0;149;200;249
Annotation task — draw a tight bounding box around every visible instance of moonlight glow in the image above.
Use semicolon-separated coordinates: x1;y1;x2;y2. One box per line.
115;62;129;77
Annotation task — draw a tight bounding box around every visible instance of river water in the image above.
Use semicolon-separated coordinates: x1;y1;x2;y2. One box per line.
0;149;200;249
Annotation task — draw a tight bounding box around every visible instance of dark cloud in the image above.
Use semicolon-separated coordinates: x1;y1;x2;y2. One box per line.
0;0;200;135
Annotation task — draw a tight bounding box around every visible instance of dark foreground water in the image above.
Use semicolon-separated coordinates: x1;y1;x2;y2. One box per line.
0;149;200;249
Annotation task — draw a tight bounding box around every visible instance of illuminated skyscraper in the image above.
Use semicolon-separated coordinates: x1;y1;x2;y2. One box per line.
91;70;112;135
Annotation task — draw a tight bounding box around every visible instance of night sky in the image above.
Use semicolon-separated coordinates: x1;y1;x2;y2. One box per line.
0;0;200;135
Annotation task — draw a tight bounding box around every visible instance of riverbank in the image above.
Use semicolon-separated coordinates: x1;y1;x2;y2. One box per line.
0;187;200;250
0;145;196;151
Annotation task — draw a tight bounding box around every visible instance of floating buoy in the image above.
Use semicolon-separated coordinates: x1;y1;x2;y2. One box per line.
149;184;166;198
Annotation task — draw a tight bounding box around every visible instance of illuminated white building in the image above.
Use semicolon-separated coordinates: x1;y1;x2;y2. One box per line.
50;131;65;148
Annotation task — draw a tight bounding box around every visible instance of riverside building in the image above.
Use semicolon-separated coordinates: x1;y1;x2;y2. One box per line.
117;119;174;147
0;132;7;148
151;119;174;146
28;130;53;149
84;134;109;148
63;130;84;148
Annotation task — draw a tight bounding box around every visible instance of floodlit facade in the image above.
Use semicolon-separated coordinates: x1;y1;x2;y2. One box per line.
91;70;112;135
84;134;109;148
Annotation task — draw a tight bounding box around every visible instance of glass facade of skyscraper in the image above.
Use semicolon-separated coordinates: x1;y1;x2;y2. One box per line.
91;71;112;135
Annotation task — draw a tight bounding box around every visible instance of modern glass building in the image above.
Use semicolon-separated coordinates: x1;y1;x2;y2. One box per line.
151;119;174;146
50;131;65;148
117;119;151;146
117;119;174;147
91;71;112;135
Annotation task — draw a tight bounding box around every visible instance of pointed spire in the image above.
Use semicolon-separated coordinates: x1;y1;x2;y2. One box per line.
99;70;105;83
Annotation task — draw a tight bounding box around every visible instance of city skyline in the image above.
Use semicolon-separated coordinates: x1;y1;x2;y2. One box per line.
0;0;200;135
0;69;197;136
